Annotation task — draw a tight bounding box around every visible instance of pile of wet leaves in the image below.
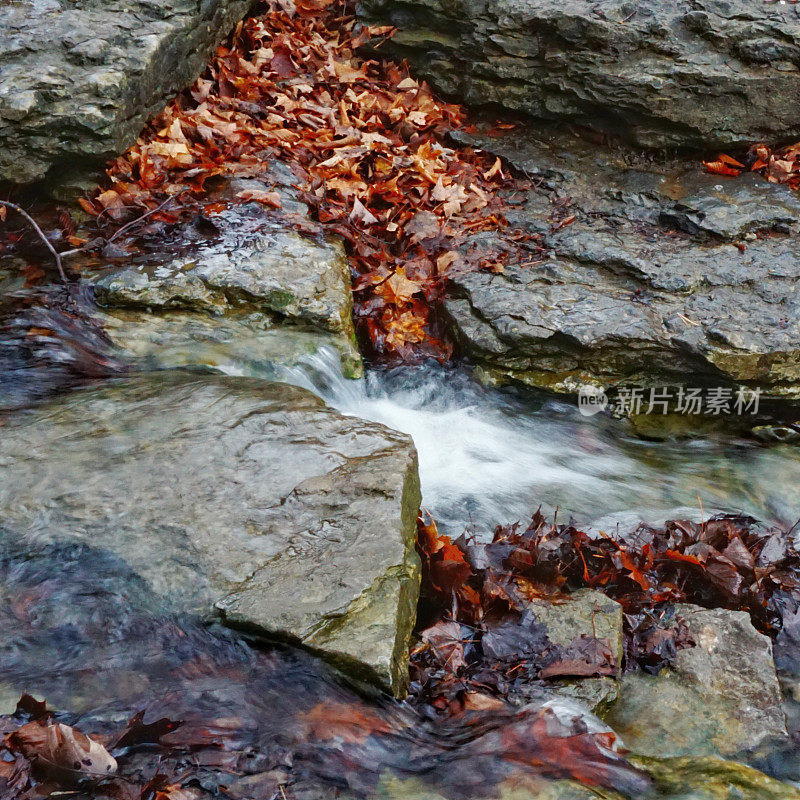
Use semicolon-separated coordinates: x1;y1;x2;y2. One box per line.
411;509;800;709
706;140;800;187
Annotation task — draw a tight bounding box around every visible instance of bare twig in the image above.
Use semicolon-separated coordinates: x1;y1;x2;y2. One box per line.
106;192;184;244
0;200;67;282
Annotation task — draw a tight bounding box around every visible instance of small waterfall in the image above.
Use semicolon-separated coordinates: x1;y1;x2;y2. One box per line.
285;348;800;536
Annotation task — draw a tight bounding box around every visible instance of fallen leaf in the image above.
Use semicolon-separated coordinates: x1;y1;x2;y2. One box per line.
421;620;467;672
7;720;117;784
703;159;742;177
235;189;282;208
112;709;184;750
350;197;379;225
482;158;504;181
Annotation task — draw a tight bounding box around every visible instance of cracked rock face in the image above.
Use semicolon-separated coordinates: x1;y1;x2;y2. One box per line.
0;0;251;185
444;127;800;397
0;372;422;696
606;605;788;760
357;0;800;149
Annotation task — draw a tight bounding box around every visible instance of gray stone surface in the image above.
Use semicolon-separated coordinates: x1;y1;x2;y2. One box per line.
358;0;800;149
445;127;800;396
90;175;363;379
605;605;788;760
0;0;251;185
0;372;422;695
512;589;622;713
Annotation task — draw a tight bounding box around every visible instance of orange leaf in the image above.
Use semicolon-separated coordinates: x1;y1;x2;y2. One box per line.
717;153;746;169
235;189;282;208
703;160;741;177
377;267;422;305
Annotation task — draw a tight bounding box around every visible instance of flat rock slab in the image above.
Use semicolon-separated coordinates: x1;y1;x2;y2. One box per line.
445;127;800;397
0;0;251;185
605;605;788;760
358;0;800;149
90;172;362;379
0;372;421;695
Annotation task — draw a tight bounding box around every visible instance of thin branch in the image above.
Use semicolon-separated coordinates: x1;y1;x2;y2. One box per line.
106;192;183;244
0;200;67;282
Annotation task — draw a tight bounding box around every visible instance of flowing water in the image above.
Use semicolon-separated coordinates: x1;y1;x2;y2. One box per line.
3;292;800;797
288;349;800;537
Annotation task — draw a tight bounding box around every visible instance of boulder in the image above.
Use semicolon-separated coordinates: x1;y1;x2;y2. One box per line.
0;372;421;696
605;605;788;760
0;0;251;186
90;171;362;380
357;0;800;149
445;126;800;397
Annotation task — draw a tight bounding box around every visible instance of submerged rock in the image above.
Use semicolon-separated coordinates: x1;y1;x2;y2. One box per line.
605;605;788;761
634;755;800;800
357;0;800;150
335;755;800;799
445;127;800;397
0;0;251;186
0;372;421;695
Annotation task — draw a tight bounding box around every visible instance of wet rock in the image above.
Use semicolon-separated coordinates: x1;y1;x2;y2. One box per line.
91;179;362;379
342;774;602;800
0;0;251;186
445;128;800;397
510;590;623;713
605;605;788;760
357;0;800;149
633;755;800;800
360;759;800;800
96;309;357;382
0;372;421;695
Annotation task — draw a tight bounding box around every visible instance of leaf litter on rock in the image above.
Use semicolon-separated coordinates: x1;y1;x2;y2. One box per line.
73;0;542;361
412;507;800;712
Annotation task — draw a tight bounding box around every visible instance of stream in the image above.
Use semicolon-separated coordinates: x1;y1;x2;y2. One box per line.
0;289;800;800
2;291;800;798
288;349;800;537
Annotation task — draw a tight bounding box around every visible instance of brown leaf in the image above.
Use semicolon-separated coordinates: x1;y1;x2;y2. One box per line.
7;720;117;784
421;620;467;671
112;709;183;750
405;210;440;242
236;189;282;208
297;702;392;744
14;695;49;721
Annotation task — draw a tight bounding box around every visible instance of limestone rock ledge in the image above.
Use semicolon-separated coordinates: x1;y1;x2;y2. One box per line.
0;0;252;185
